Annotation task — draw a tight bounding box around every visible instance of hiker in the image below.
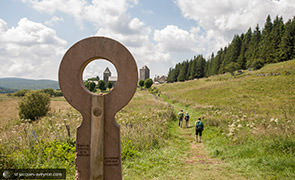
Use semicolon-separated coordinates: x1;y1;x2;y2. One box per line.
184;112;190;128
178;110;184;128
195;117;204;143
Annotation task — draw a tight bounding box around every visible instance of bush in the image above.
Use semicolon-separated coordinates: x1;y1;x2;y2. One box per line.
144;78;153;89
138;80;144;88
97;80;106;92
84;81;96;92
40;88;55;97
18;90;50;120
106;81;113;90
12;89;30;97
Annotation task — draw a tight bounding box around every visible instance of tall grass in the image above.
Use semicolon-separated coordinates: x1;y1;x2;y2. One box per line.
0;90;174;179
158;60;295;179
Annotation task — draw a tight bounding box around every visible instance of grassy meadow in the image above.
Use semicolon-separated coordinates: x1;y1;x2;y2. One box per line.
158;60;295;179
0;90;175;179
0;60;294;179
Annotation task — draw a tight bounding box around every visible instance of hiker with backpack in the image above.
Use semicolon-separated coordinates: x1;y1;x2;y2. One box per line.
184;112;190;128
178;110;184;128
195;117;204;143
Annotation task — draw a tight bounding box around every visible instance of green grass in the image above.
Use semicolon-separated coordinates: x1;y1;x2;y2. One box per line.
0;90;175;179
122;120;190;179
157;60;295;179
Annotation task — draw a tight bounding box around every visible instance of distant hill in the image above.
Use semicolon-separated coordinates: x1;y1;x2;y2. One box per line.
0;86;18;94
0;78;59;91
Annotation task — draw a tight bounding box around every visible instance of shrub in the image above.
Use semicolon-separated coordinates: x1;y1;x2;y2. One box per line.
84;81;96;92
97;80;106;92
12;89;30;97
144;78;153;89
138;80;144;88
18;90;50;120
106;81;113;90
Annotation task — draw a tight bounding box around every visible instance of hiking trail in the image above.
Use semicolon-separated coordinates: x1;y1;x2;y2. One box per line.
163;97;248;180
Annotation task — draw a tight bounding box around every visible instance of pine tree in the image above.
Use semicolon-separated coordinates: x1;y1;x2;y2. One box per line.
279;19;294;61
238;28;252;69
177;66;186;81
246;24;261;68
271;16;284;62
189;59;196;80
259;15;273;63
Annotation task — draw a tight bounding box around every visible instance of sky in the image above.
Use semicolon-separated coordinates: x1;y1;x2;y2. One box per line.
0;0;295;81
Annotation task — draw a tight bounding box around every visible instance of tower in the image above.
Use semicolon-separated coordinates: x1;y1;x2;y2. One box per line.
140;65;150;81
104;67;111;83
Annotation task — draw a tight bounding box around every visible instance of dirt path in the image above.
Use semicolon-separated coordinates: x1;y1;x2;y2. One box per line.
177;127;247;180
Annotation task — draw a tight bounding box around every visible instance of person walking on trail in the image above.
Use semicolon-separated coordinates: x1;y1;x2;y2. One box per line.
178;110;184;128
184;112;190;128
195;117;204;143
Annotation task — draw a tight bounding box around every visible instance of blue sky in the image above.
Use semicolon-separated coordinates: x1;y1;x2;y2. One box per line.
0;0;294;80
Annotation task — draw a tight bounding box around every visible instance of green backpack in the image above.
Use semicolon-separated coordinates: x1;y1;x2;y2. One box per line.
196;121;203;130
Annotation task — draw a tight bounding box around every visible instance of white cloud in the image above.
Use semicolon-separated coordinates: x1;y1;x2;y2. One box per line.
0;18;67;80
154;25;197;53
176;0;295;54
23;0;138;29
22;0;169;64
44;16;64;26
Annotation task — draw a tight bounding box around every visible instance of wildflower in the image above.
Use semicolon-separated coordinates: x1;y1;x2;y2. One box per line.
237;124;242;128
270;118;274;122
274;118;278;123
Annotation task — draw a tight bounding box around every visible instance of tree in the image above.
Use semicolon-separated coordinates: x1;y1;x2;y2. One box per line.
138;80;145;88
106;81;113;90
97;80;106;92
188;59;196;79
225;62;239;76
237;28;252;69
195;55;206;78
177;67;186;82
84;81;96;92
259;15;274;63
270;16;284;62
144;78;153;89
251;59;264;70
279;19;294;61
40;88;55;97
18;90;50;120
246;24;261;67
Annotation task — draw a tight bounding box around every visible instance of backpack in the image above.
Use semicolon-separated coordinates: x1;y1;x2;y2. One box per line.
196;121;203;130
178;112;184;119
185;114;189;120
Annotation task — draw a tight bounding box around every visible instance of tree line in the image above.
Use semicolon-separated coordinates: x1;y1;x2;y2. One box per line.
167;15;295;83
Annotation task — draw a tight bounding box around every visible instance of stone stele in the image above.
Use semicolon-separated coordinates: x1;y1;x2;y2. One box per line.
58;37;138;180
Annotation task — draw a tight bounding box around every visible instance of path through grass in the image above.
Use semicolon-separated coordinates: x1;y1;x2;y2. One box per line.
122;94;248;179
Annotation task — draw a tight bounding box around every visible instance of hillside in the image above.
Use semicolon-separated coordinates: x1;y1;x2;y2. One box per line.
158;60;295;179
0;86;17;94
0;78;59;90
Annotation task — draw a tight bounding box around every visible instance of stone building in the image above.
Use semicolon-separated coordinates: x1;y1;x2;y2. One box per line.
103;67;117;85
154;75;167;84
140;65;150;81
103;67;111;83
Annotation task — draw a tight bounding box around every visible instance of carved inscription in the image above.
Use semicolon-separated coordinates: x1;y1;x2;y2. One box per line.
104;157;120;166
77;144;90;156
